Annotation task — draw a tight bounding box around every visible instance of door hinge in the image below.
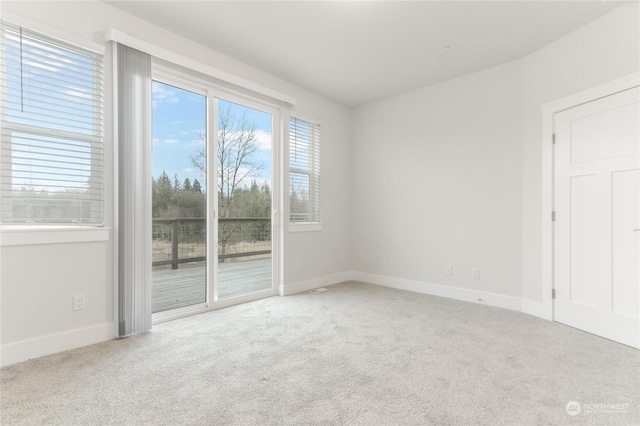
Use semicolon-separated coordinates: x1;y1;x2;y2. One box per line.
552;211;556;221
552;133;556;144
552;288;556;299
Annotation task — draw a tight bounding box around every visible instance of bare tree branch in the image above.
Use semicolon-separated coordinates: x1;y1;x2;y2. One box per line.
189;103;264;256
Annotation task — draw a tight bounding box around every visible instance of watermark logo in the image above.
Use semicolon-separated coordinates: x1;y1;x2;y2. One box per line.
566;401;630;416
566;401;581;416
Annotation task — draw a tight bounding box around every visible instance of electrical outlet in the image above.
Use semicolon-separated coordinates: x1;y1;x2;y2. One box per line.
73;294;85;311
472;268;480;280
444;264;452;275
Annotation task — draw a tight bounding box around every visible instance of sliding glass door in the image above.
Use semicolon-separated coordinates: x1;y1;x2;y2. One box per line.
215;99;273;300
150;66;279;318
151;80;207;313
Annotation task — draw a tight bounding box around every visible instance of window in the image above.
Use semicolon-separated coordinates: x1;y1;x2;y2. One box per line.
0;22;104;225
289;115;320;226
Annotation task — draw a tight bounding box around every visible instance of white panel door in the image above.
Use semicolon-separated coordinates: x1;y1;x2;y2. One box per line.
554;86;640;348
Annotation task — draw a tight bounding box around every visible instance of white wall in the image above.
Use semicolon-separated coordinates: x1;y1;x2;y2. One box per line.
351;60;524;301
350;2;639;314
0;1;352;366
520;2;639;304
1;236;114;364
1;1;637;367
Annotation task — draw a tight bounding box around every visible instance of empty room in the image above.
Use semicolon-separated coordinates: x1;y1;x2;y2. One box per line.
1;1;638;424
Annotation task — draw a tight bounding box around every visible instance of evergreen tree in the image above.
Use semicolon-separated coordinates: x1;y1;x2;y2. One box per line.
183;177;192;191
193;179;202;194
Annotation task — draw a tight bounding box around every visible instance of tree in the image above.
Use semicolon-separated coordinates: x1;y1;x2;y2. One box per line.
153;170;173;218
183;177;192;192
190;105;265;258
152;171;206;219
190;103;262;218
192;179;202;194
173;173;182;192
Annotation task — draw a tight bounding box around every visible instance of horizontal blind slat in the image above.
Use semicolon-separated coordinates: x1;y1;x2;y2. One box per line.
2;61;103;89
289;116;320;223
2;124;103;145
1;21;104;225
3;93;103;120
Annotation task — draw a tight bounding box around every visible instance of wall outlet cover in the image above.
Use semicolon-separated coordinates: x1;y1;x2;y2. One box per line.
73;294;86;311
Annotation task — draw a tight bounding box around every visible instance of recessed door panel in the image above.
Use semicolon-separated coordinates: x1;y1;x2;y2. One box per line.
569;174;602;306
612;169;640;317
570;102;639;164
554;86;639;348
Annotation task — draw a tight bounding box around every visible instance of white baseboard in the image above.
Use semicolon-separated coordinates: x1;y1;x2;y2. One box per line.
280;271;352;296
1;276;551;367
1;322;116;367
520;298;551;320
352;271;524;313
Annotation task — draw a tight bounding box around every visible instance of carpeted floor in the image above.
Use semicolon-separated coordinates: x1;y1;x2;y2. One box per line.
1;281;638;425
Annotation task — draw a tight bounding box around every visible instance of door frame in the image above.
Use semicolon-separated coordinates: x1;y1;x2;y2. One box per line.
540;71;640;322
151;61;284;323
208;93;282;307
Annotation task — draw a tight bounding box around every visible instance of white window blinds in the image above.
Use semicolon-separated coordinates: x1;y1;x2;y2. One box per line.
0;22;104;225
289;115;320;223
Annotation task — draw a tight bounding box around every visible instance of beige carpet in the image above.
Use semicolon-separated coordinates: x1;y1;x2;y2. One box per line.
1;281;638;425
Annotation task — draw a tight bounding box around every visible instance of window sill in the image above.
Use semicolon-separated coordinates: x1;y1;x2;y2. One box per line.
288;223;322;233
0;226;111;246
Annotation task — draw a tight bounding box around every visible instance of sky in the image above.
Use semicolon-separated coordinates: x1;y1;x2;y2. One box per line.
151;81;273;193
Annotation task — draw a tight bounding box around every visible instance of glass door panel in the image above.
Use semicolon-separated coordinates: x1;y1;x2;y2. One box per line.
216;99;272;299
151;80;207;313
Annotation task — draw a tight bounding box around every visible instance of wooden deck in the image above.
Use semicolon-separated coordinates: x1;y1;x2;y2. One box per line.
152;257;272;313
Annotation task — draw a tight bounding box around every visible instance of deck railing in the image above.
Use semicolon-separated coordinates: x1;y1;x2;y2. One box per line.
152;217;271;269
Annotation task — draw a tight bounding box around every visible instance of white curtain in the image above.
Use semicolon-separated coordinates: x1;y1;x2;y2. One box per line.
117;43;152;337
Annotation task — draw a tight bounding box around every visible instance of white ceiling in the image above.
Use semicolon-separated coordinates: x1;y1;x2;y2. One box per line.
107;1;620;107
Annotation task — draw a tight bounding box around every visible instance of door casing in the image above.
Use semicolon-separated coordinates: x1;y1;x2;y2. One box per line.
540;72;640;322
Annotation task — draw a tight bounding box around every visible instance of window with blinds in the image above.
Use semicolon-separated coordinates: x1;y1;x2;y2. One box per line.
0;22;104;225
289;115;320;224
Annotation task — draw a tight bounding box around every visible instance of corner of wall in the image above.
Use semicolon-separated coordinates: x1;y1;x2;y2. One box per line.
280;271;353;296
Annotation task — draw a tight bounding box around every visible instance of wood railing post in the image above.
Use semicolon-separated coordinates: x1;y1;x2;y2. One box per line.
171;219;179;270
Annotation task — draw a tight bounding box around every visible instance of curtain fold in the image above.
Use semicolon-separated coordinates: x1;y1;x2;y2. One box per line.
117;43;152;337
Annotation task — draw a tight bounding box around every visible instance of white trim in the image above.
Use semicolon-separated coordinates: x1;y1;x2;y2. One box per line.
541;72;640;114
540;71;640;323
106;29;296;107
279;271;352;296
208;87;219;311
287;114;321;226
0;322;116;367
1;12;105;54
540;110;555;321
352;271;523;313
0;227;110;246
289;111;321;126
111;40;120;341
